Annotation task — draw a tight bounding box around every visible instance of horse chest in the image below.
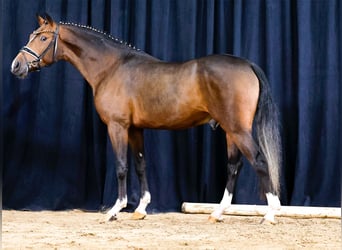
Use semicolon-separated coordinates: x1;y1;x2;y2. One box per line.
94;90;131;126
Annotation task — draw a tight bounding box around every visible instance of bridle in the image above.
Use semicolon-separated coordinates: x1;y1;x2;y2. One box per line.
20;25;59;71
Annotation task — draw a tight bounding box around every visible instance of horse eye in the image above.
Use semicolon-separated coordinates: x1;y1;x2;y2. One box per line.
40;36;47;42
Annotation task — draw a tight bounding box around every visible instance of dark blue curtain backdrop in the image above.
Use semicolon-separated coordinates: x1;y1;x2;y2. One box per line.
2;0;341;212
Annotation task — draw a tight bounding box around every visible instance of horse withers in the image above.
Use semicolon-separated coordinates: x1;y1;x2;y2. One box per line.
11;14;282;223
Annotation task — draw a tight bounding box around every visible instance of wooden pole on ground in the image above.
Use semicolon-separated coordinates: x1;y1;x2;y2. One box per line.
181;202;341;219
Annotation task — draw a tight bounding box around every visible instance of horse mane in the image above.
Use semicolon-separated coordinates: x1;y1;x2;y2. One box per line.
59;21;141;52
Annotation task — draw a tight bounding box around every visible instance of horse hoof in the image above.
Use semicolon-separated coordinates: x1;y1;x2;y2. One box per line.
208;215;223;223
260;211;278;225
259;217;277;225
106;214;117;222
131;211;146;220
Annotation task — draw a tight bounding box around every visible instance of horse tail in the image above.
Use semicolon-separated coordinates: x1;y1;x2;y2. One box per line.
251;63;281;196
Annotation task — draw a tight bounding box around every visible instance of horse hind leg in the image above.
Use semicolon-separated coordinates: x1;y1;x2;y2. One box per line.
231;130;281;224
209;134;243;222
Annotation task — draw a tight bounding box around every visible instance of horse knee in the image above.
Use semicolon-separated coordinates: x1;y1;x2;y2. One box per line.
116;166;128;180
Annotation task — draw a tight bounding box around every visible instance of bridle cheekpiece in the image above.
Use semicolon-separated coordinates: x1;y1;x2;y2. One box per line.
20;25;59;71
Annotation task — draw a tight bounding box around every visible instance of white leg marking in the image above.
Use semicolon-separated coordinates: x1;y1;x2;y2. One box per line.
263;192;281;224
134;191;151;215
210;189;233;220
106;196;128;221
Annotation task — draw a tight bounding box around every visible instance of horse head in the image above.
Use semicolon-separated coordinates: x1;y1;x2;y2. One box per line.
11;13;59;78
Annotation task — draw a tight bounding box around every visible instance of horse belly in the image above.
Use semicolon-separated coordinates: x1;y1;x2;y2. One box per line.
132;100;210;130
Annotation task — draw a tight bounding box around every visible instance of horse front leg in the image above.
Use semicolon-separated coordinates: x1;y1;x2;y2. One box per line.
106;122;129;221
128;127;151;220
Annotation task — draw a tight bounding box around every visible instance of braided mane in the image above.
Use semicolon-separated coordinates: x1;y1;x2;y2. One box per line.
59;21;141;52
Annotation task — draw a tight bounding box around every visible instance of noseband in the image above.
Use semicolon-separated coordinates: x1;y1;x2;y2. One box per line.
20;25;59;71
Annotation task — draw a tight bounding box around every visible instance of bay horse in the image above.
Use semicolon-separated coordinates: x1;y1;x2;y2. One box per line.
11;14;281;223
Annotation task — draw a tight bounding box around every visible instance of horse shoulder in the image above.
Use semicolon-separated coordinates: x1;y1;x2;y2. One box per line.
93;79;132;127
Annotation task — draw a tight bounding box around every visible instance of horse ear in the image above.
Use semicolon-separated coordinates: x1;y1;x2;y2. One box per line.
36;14;46;26
44;13;54;25
36;13;54;26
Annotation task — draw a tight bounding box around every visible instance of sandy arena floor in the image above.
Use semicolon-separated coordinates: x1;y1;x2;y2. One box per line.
2;210;341;249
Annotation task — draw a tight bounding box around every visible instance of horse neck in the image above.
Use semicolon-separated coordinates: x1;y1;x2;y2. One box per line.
56;25;125;93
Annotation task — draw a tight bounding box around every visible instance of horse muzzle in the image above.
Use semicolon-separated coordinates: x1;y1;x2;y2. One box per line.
11;57;28;78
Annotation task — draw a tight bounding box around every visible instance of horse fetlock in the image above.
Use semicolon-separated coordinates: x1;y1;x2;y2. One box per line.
106;197;128;221
261;210;277;225
209;189;233;222
261;193;281;225
141;191;151;203
134;191;151;216
116;197;128;208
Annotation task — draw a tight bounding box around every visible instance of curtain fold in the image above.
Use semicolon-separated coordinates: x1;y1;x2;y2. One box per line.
3;0;341;211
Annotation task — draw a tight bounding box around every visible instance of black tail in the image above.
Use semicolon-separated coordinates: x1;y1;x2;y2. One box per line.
251;63;281;196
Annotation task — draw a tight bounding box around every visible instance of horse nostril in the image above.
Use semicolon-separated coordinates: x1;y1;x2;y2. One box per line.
11;60;21;74
14;61;20;69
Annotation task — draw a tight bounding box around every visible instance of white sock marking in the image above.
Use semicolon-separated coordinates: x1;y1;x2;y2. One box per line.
135;191;151;215
264;192;281;223
211;189;233;219
266;192;281;210
106;196;128;218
